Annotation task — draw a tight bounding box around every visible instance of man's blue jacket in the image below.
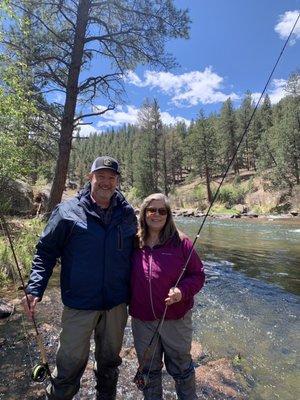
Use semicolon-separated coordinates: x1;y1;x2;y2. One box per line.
26;187;137;310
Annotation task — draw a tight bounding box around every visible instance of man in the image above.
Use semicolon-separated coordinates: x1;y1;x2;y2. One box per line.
22;156;137;400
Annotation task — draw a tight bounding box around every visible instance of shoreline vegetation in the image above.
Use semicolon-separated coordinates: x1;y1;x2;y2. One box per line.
1;170;300;288
1;173;300;287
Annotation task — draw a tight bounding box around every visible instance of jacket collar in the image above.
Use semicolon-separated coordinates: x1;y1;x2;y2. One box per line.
77;182;126;226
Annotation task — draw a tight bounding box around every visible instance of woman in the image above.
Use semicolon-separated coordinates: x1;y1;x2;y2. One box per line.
130;193;205;400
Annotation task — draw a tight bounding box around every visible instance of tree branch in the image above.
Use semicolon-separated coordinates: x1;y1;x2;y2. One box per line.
10;1;74;48
73;105;115;123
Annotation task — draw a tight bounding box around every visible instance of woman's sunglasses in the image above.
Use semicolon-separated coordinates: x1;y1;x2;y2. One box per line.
146;207;168;216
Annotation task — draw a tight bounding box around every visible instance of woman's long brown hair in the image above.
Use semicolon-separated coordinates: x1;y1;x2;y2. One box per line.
138;193;181;248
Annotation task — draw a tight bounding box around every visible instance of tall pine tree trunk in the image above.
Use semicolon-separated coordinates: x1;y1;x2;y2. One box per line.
47;0;90;212
293;151;300;185
162;136;169;195
205;164;212;204
294;159;299;184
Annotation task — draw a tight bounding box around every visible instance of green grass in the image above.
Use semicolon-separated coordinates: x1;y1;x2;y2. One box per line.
0;218;45;287
211;203;240;215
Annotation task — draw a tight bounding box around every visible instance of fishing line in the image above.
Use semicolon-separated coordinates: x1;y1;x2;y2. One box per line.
134;12;300;391
0;212;52;383
185;11;300;270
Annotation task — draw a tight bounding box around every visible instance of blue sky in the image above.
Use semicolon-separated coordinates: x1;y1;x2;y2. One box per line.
80;1;300;135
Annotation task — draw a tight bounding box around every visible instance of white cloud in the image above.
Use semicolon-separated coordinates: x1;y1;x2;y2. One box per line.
251;92;263;105
124;71;143;86
250;79;287;106
95;104;190;128
160;112;190;126
77;124;101;136
125;67;239;107
93;105;110;113
268;79;288;104
53;93;66;104
274;10;300;44
96;105;140;128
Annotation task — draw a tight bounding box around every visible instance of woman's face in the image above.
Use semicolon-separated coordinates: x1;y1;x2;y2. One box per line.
145;199;168;233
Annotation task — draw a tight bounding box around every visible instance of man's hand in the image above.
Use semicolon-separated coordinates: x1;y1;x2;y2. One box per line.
21;294;40;319
165;287;182;306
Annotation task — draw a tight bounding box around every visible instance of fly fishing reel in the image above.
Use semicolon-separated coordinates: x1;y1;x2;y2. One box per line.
31;363;48;382
133;370;149;391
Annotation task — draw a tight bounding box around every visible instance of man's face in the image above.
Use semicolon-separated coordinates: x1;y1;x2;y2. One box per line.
89;169;119;205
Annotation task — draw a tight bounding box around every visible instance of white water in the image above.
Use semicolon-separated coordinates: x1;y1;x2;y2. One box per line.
177;217;300;400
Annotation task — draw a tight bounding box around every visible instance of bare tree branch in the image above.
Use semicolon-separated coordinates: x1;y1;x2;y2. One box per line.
73;105;115;123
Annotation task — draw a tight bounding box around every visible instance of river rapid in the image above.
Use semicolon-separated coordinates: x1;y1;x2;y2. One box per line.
176;217;300;400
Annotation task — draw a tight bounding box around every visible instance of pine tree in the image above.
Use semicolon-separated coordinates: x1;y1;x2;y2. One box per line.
133;99;163;197
189;110;216;203
257;94;275;170
165;125;185;186
218;98;239;174
272;96;300;186
1;0;190;211
237;92;257;170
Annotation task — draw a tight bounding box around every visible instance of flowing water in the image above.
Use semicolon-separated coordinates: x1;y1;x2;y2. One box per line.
177;217;300;400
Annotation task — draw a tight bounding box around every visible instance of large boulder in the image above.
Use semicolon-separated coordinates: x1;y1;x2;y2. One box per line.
289;185;300;214
0;299;14;319
1;179;34;215
235;204;248;214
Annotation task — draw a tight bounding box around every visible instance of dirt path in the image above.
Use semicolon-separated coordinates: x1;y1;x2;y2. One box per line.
0;282;249;400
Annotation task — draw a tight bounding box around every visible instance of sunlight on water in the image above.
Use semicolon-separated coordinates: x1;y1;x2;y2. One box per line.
177;217;300;400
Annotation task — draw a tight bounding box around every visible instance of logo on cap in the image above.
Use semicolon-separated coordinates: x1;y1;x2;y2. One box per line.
103;157;113;167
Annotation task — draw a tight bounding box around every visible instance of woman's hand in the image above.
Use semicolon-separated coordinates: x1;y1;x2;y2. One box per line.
165;287;182;306
21;294;40;319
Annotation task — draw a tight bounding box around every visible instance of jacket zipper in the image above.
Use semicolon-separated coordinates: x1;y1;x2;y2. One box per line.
117;225;123;250
148;250;158;320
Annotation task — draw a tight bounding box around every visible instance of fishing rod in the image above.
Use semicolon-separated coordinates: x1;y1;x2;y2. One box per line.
0;212;52;383
134;11;300;391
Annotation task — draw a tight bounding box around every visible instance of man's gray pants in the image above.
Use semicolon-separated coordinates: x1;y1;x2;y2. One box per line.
132;310;198;400
46;303;127;400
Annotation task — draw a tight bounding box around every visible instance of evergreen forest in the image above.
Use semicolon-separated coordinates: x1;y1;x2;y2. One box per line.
68;89;300;205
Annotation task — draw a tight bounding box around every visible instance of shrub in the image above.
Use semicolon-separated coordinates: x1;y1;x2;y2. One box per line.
185;170;198;183
124;187;141;207
217;184;247;207
193;185;207;210
0;219;45;287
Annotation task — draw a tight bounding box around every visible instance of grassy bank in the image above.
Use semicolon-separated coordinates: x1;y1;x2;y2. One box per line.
0;218;45;287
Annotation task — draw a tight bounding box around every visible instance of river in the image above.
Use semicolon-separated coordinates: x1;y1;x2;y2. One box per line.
176;216;300;400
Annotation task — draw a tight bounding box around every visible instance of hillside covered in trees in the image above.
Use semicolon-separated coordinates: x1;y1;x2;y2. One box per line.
67;84;300;212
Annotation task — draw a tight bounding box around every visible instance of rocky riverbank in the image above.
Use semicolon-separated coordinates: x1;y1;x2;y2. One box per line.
171;208;299;219
133;207;299;220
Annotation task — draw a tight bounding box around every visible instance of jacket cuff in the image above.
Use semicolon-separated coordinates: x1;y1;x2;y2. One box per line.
25;286;43;300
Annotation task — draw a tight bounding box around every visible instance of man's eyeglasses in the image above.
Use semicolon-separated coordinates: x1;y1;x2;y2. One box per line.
146;207;168;216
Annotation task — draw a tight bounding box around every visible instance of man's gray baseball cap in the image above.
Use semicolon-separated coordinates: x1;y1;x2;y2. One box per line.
90;156;120;174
